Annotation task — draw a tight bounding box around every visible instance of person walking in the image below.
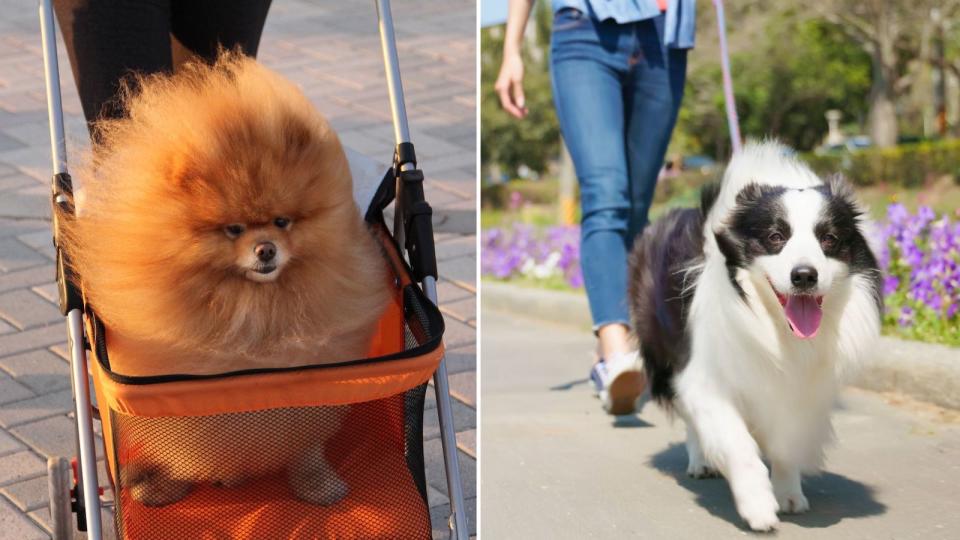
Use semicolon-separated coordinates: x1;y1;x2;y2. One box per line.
495;0;695;414
53;0;273;136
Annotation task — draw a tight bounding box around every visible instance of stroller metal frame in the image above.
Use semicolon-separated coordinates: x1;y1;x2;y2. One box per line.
38;0;469;538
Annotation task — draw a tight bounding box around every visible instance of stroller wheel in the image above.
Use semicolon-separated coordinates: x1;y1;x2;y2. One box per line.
47;457;74;540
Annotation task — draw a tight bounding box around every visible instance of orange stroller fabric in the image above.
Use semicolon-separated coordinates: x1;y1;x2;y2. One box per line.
88;225;442;539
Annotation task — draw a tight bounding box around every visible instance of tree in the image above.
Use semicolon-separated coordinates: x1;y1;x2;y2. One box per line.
815;0;936;147
675;8;872;157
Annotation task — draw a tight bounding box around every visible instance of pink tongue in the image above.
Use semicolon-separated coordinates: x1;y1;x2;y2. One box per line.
784;295;822;338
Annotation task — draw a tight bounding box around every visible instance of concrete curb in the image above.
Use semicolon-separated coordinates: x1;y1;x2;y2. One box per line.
481;280;960;410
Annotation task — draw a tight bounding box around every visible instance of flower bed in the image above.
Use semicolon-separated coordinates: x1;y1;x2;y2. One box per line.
482;204;959;346
876;204;960;346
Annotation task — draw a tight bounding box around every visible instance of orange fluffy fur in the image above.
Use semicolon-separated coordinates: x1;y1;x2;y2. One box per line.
60;53;390;377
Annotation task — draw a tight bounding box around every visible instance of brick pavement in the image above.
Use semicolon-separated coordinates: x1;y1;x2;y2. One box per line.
0;1;476;538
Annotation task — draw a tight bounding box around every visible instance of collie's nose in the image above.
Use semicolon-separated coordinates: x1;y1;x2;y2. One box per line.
790;265;818;289
254;242;276;262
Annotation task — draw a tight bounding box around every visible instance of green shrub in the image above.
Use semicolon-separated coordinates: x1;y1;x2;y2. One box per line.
804;139;960;186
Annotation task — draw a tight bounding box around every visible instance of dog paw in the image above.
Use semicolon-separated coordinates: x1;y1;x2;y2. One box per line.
686;463;720;479
775;490;810;514
123;463;192;507
292;471;349;506
686;451;719;479
737;491;780;532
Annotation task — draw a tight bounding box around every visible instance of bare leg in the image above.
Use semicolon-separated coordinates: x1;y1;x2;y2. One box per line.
597;323;632;360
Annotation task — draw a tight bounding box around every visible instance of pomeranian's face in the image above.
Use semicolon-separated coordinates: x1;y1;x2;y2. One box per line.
162;106;353;286
222;217;294;282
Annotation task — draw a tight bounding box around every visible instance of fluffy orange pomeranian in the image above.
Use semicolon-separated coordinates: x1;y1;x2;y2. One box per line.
62;52;390;375
59;52;391;507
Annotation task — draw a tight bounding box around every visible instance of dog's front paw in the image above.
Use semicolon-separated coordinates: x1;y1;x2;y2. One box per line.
291;470;349;506
736;490;780;532
775;490;809;514
123;462;192;507
686;454;719;479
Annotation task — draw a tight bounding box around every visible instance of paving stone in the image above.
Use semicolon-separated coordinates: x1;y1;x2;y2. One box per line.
0;451;44;487
441;295;475;325
29;283;57;304
435;235;475;262
14;230;50;250
423;395;476;442
0;349;70;394
0;371;33;405
0;289;62;329
441;344;475;375
0;172;34;192
0;318;14;335
0;131;26;152
0;496;46;540
448;370;475;408
0;475;47;512
437;253;475;285
12;414;103;460
0;237;46;271
0;388;73;428
427;483;449;508
442;316;475;351
0;187;48;220
0;264;54;294
0;428;23;456
437;279;473;304
0;324;64;358
456;428;476;458
425;437;477;500
430;496;477;540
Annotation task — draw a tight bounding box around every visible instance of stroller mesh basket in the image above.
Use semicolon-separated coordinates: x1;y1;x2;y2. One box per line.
86;224;444;539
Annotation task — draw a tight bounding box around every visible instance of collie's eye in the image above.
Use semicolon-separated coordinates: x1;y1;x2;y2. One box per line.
224;224;245;238
821;233;838;250
768;232;784;244
274;217;292;229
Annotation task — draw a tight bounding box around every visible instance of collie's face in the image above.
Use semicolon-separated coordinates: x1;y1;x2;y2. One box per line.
715;178;875;338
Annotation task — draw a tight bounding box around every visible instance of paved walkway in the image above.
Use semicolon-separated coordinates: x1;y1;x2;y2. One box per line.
482;307;960;539
0;1;475;538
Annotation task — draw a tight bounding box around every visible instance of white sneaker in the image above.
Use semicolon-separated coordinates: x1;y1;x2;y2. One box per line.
597;351;645;415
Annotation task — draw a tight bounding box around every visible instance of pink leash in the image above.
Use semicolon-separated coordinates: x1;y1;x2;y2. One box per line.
712;0;742;153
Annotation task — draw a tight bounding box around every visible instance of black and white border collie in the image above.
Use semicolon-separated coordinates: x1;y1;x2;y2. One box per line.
628;140;882;531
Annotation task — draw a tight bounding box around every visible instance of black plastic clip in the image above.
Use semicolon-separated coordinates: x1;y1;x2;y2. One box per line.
50;172;83;315
398;168;438;281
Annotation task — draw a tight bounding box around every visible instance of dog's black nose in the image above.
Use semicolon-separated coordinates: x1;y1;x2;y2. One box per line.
254;242;276;262
790;265;818;289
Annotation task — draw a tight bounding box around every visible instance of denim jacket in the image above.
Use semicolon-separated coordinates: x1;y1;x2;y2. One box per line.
551;0;696;48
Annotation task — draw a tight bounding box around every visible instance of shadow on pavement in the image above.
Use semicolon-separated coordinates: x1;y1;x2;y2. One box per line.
648;443;887;531
549;378;589;391
611;415;653;428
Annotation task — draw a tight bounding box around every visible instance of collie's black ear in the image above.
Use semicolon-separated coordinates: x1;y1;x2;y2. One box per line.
826;173;865;220
700;181;721;217
734;181;765;206
714;228;743;268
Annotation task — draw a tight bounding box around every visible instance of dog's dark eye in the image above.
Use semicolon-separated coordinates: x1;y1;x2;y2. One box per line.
274;217;292;229
768;232;785;244
821;233;838;251
224;224;245;238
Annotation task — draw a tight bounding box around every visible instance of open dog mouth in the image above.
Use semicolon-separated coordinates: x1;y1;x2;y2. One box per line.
768;279;823;339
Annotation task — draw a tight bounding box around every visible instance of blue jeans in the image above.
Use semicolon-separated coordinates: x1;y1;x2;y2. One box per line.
550;8;687;331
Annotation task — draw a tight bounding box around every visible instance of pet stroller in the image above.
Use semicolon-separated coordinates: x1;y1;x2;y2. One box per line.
38;0;469;538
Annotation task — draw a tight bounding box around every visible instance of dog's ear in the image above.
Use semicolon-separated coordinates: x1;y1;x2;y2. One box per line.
734;181;766;207
826;173;865;220
714;228;743;267
699;181;721;217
